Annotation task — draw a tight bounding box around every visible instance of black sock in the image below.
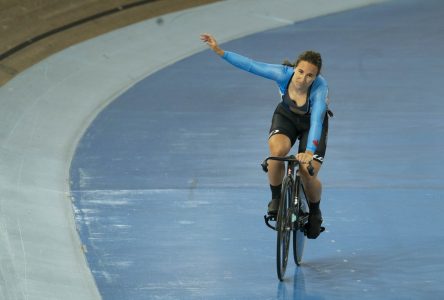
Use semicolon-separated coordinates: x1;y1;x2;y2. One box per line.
309;201;320;213
270;184;282;199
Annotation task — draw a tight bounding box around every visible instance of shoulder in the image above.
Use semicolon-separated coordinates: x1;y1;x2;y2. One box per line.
280;65;294;82
282;64;293;75
309;75;328;108
309;75;328;96
313;75;328;87
277;65;294;92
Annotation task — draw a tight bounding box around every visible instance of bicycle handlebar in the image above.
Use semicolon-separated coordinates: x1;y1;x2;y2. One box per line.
261;155;315;176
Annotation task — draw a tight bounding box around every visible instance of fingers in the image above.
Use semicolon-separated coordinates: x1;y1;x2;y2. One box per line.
296;153;313;164
200;33;223;56
200;33;212;42
200;33;217;45
200;33;209;41
295;153;305;162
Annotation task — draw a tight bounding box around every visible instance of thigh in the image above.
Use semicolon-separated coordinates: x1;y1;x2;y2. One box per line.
269;104;300;146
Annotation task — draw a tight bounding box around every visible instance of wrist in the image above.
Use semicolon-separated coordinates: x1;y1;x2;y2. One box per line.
214;47;224;56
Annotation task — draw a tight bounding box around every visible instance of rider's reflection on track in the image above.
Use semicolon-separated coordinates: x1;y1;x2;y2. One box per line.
277;280;289;300
277;268;326;300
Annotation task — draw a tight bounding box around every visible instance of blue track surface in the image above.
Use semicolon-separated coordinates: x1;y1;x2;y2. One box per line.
70;1;444;299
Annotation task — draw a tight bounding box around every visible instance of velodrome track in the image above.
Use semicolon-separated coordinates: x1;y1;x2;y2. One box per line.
2;0;444;299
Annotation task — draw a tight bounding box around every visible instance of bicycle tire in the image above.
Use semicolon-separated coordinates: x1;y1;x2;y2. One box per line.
276;176;292;281
293;178;308;265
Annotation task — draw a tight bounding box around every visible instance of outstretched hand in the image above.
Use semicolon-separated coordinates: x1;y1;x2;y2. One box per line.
200;33;217;48
200;33;224;56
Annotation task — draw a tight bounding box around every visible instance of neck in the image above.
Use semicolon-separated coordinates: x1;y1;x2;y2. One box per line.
289;82;308;95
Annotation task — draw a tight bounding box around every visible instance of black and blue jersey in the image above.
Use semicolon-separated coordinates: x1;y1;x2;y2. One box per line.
222;51;329;153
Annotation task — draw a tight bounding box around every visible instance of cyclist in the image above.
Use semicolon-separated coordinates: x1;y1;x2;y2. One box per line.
200;33;330;239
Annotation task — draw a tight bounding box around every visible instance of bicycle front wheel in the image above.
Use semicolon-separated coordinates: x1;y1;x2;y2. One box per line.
293;178;308;265
276;176;292;281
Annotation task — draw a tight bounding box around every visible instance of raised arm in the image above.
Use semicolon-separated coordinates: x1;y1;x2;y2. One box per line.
200;33;290;87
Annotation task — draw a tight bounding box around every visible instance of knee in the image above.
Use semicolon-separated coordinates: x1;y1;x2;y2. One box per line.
268;134;291;157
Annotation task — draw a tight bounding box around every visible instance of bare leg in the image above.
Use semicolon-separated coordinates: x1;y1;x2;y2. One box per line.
267;134;292;185
299;160;324;239
299;160;322;204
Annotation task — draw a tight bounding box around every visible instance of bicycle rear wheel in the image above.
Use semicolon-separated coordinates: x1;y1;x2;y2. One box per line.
276;176;292;281
293;178;309;266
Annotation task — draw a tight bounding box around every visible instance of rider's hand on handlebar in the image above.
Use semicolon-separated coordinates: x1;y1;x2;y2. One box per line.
296;151;313;164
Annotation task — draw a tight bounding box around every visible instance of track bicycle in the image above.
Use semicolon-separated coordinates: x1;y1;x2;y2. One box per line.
262;155;324;281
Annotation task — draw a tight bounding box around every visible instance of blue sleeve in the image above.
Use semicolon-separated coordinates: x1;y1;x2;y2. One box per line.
306;76;328;153
222;51;291;92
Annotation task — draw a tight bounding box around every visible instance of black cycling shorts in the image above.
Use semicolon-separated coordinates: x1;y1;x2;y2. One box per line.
268;103;329;164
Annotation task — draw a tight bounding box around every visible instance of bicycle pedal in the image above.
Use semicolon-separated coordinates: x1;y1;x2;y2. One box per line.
264;215;277;231
265;214;276;221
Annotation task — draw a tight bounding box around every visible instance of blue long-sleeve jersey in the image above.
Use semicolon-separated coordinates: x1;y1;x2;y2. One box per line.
222;51;329;153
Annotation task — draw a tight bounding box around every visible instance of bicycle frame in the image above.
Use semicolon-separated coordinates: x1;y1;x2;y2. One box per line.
262;155;312;231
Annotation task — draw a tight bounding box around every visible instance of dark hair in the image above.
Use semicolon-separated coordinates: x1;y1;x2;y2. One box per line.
283;50;322;75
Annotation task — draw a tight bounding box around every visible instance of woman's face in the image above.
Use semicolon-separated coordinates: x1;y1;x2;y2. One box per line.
293;60;318;90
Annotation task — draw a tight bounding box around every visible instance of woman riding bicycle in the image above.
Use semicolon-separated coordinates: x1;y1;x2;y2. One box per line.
200;33;330;239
